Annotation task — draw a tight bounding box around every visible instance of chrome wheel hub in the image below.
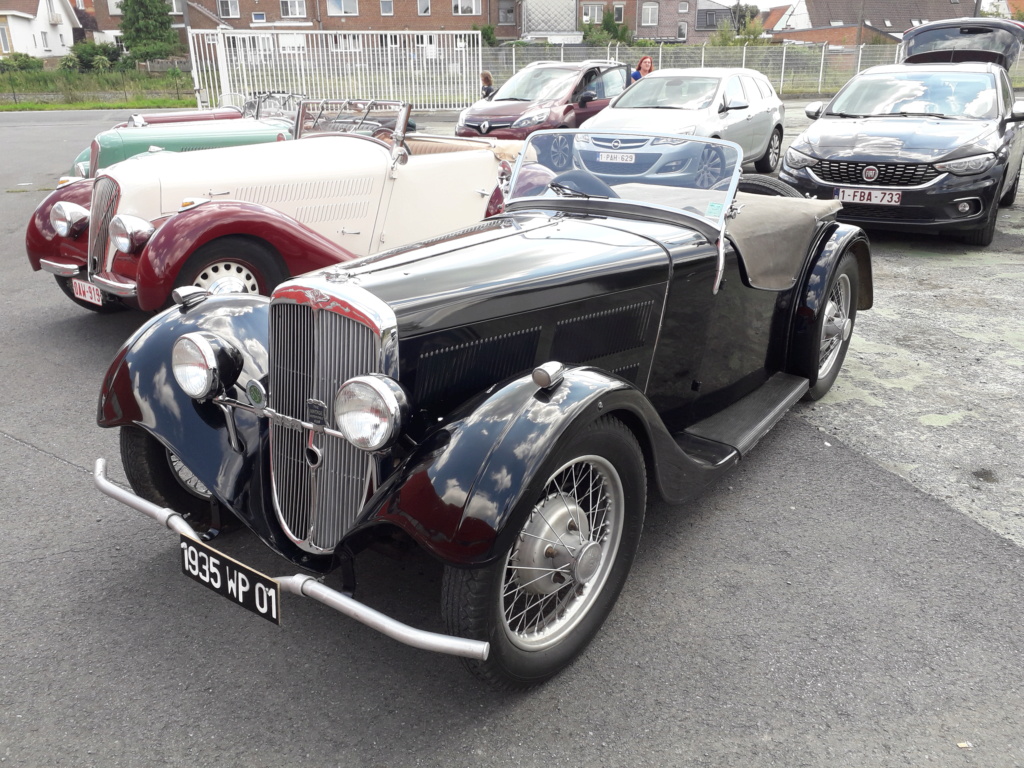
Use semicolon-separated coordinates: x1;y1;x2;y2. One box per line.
818;273;852;378
193;260;260;295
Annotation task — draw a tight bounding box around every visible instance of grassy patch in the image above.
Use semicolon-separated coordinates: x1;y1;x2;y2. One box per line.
0;98;195;112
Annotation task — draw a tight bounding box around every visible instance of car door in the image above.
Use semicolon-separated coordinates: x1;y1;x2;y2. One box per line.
373;144;499;253
717;76;754;156
740;75;773;161
998;70;1024;186
571;67;623;126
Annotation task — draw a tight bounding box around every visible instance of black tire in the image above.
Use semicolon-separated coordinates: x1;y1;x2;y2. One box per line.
736;174;802;197
54;275;127;314
546;132;572;171
694;145;726;189
442;416;646;690
753;127;783;173
961;202;998;247
1000;167;1019;207
120;425;223;528
792;251;859;401
174;237;286;298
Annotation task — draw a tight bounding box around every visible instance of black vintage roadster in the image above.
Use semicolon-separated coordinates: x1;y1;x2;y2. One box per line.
95;130;873;690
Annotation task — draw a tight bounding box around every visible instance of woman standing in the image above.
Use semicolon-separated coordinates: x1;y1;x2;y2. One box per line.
631;56;654;83
481;71;496;98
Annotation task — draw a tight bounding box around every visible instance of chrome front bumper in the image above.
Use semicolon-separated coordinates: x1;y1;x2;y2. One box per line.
94;458;489;661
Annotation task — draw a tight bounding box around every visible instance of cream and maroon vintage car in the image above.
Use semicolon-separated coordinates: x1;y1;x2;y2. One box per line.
27;100;517;312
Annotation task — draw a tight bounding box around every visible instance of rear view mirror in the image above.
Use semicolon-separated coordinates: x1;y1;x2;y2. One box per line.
579;90;598;107
805;101;824;120
1011;100;1024;121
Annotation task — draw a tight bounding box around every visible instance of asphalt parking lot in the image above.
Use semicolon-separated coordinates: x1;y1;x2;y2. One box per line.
1;105;1024;767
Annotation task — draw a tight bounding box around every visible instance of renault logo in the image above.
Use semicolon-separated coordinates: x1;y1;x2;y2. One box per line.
862;165;879;182
480;121;490;134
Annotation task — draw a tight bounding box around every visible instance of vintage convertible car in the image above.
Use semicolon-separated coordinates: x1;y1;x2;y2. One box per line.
94;129;873;689
27;100;513;313
61;95;301;182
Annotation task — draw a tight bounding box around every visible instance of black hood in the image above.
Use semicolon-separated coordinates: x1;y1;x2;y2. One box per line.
795;115;996;163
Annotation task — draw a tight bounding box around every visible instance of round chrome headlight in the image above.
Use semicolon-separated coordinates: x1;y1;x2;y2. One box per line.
334;376;408;452
171;332;243;400
109;214;155;254
50;201;90;238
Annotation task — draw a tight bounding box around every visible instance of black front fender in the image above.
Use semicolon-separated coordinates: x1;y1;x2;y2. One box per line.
354;366;738;568
97;294;272;517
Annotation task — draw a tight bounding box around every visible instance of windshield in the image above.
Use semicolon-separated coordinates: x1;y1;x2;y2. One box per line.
295;99;409;138
828;71;998;119
507;129;741;230
612;76;720;110
491;67;579;102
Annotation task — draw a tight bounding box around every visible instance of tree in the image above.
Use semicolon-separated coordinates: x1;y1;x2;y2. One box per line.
732;3;760;27
119;0;178;59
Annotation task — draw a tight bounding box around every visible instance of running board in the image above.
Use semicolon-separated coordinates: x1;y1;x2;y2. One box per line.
683;372;809;456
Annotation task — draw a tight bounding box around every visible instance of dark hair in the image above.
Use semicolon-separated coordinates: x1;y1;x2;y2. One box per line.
481;70;494;86
636;56;654;72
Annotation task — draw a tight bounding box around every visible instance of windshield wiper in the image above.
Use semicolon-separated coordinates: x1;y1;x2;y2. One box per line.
827;111;870;118
549;182;605;199
494;97;530;101
894;111;956;119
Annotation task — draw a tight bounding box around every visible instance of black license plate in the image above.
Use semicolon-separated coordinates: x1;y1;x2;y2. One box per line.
179;535;281;625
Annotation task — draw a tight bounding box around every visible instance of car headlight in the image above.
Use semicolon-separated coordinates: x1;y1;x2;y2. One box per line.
334;375;409;452
934;153;997;176
784;147;819;169
109;214;155;254
512;110;549;129
457;110;468;127
171;332;243;400
50;201;90;238
75;160;90;177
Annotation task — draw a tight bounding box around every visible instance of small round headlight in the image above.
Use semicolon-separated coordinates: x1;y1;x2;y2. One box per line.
334;376;408;452
109;214;155;254
172;333;217;399
50;201;90;238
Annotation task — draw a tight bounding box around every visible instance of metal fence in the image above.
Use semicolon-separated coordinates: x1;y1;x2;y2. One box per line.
188;33;1024;110
188;29;482;110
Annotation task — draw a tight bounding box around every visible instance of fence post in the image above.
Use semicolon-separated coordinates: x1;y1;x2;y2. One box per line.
742;42;747;68
818;43;826;93
560;41;564;61
659;42;663;69
779;43;787;94
215;30;231;101
8;71;16;104
615;42;619;62
857;43;864;73
701;41;706;67
513;44;516;73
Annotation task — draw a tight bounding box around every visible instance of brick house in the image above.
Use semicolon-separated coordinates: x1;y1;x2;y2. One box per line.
770;22;899;44
0;0;81;57
91;0;525;46
765;0;983;39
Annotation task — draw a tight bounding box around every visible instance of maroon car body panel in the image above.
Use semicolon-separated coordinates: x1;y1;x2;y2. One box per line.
25;179;94;271
132;200;359;311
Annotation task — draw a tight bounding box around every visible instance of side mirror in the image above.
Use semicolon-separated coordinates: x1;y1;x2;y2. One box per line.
805;101;824;120
390;145;409;175
724;97;749;111
1011;99;1024;122
578;89;598;107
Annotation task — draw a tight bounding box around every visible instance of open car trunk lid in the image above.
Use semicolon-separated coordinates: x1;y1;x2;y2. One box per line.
899;18;1024;69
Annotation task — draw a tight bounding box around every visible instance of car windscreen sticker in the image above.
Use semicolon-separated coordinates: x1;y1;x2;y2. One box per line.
705;201;724;219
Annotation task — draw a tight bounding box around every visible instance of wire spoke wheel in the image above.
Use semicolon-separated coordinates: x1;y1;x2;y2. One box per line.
167;451;211;500
501;455;624;650
818;272;852;380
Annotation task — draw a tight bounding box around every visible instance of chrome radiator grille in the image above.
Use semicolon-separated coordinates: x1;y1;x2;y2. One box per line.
815;161;939;187
269;301;380;553
88;176;119;275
